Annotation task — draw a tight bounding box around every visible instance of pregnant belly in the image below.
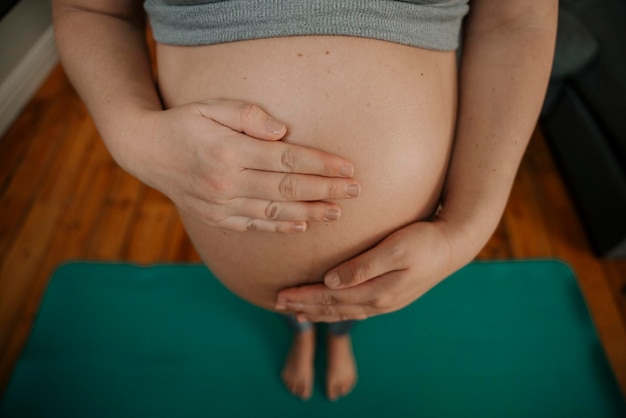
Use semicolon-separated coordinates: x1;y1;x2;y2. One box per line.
156;36;457;312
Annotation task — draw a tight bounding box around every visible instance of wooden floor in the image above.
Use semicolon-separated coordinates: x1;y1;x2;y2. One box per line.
1;65;625;397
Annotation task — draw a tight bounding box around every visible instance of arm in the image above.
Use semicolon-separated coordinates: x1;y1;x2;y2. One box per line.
275;0;558;320
52;0;161;165
437;0;558;268
52;0;360;233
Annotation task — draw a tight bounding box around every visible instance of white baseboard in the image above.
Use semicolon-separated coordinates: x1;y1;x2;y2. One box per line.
0;25;59;139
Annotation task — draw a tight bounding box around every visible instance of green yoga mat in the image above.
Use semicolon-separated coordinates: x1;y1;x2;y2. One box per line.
1;260;624;417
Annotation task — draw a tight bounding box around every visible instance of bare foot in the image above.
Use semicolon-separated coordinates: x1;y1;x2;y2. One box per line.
281;327;316;400
326;333;357;401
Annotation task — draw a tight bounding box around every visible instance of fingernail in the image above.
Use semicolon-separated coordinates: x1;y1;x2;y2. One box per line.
287;302;303;311
339;165;354;177
275;298;287;310
296;314;309;323
346;184;360;198
325;208;340;221
265;118;286;135
325;272;341;288
292;223;306;233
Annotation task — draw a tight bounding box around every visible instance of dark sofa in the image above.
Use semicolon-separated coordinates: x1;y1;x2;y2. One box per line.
541;0;626;258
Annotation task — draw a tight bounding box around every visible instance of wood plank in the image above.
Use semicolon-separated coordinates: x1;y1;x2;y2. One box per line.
0;66;69;188
477;220;512;260
0;72;84;260
527;129;626;396
163;216;201;263
502;136;554;258
123;186;177;263
603;261;626;325
85;171;144;259
0;110;95;346
0;105;40;190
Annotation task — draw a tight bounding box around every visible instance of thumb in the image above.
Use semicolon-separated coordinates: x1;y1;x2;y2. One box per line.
324;243;395;290
197;99;287;141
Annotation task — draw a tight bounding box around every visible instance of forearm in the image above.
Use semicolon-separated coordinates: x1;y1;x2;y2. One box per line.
52;1;161;172
437;0;558;265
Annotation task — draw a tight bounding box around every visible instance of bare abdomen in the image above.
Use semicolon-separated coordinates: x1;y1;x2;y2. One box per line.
156;36;457;311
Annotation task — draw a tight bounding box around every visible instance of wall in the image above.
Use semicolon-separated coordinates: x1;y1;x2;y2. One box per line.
0;0;57;138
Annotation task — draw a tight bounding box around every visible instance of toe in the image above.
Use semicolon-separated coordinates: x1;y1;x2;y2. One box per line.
341;381;353;397
327;383;339;401
298;382;312;400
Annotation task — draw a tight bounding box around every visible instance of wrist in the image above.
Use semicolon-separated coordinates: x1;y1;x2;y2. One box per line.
433;208;499;268
99;106;161;180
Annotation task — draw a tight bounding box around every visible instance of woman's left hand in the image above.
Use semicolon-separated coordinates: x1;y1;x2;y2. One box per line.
274;220;465;322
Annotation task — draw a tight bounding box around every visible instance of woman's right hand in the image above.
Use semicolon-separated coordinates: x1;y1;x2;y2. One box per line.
123;99;360;233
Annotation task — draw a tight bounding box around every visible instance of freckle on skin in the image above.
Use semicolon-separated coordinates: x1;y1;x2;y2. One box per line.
297;52;303;57
325;50;330;55
420;72;424;76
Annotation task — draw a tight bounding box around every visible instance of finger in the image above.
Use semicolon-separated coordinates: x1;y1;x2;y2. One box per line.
234;135;355;178
238;170;361;202
229;198;342;222
276;281;377;309
322;241;406;289
216;216;307;233
276;271;407;316
293;305;369;323
196;99;287;140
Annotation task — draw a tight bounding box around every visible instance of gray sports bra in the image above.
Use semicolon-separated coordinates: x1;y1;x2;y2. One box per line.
144;0;469;51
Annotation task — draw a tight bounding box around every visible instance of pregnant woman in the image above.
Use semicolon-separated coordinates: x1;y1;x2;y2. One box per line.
52;0;557;402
